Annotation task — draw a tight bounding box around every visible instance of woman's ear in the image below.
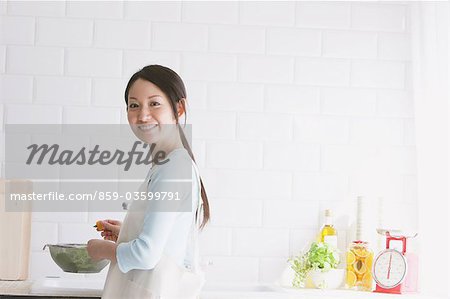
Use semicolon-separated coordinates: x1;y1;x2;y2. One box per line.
177;98;186;117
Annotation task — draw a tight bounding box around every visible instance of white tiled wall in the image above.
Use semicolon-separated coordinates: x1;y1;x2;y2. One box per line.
0;1;416;285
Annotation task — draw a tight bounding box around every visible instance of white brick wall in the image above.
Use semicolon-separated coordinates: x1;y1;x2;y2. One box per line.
266;28;321;56
208;199;262;227
260;258;288;283
322;30;377;59
321;88;377;116
378;33;411;60
65;48;122;77
92;78;127;107
351;3;406;32
0;105;3;131
5;105;62;124
95;20;151;49
208;82;264;112
209;25;265;54
294;116;350;144
0;75;33;103
66;1;123;19
293;173;349;202
239;55;294;83
36;18;93;47
8;1;65;17
35;76;91;105
1;1;417;286
123;50;180;77
199;227;232;256
152;22;207;51
0;16;35;45
295;57;351;86
125;1;181;21
377;90;414;117
182;2;238;24
263;201;320;229
264;143;320;171
295;2;351;29
265;85;320;114
206;141;263;169
202;168;292;200
203;256;258;283
351;60;406;89
181;53;236;81
232;227;290;257
8;46;64;75
238;112;293;141
0;0;5;15
240;2;295;26
30;222;58;251
63;106;121;124
0;46;5;73
189;110;236;139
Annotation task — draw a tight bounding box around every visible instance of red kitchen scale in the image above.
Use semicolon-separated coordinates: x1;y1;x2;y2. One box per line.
373;229;418;294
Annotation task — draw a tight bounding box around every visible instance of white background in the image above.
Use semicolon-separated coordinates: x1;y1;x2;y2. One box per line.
0;1;447;295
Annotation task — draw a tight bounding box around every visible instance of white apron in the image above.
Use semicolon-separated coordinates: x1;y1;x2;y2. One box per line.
102;162;205;299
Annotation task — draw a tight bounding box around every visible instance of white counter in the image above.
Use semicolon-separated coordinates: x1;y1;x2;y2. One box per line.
1;279;448;299
201;283;447;299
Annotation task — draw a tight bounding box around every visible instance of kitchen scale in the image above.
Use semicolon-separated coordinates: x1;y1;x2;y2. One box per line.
373;229;418;294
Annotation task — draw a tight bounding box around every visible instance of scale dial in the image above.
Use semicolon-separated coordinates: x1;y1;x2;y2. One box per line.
373;249;407;289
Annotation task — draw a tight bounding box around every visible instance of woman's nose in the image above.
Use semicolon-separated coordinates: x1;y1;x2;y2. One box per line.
138;108;152;122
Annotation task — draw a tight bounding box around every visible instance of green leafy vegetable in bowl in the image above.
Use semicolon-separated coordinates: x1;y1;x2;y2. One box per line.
288;242;340;288
44;243;109;273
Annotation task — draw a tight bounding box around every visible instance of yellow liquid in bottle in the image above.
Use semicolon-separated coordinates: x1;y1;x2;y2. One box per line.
320;225;337;242
318;209;337;247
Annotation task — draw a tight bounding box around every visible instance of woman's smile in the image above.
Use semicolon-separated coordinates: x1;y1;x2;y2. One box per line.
137;123;158;132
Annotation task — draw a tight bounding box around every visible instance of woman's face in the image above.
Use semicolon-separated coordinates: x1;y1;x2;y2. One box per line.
127;78;178;145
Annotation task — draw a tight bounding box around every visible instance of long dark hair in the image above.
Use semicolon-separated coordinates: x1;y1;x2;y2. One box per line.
124;65;210;230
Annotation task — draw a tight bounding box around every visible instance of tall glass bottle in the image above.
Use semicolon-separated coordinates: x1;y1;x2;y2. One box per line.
318;209;337;248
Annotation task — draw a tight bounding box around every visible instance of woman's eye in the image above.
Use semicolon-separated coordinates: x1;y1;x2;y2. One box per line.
128;103;138;108
150;102;160;107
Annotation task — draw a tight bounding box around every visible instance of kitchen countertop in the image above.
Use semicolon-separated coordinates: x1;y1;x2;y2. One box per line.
1;279;448;299
0;280;99;298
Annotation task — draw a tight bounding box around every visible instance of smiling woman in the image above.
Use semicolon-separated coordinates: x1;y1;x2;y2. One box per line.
126;79;183;150
86;65;211;299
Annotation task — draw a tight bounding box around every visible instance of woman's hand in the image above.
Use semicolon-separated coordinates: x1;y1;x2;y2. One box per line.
99;219;122;242
87;239;117;263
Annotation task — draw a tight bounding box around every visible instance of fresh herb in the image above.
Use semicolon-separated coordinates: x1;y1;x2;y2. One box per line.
288;242;340;288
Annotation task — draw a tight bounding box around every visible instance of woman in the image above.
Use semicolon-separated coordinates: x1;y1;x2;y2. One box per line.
87;65;210;299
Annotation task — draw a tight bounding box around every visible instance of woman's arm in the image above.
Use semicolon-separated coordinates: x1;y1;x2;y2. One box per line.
115;211;179;273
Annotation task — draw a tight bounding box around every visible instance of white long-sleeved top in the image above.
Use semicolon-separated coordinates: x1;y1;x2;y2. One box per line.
115;148;200;273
